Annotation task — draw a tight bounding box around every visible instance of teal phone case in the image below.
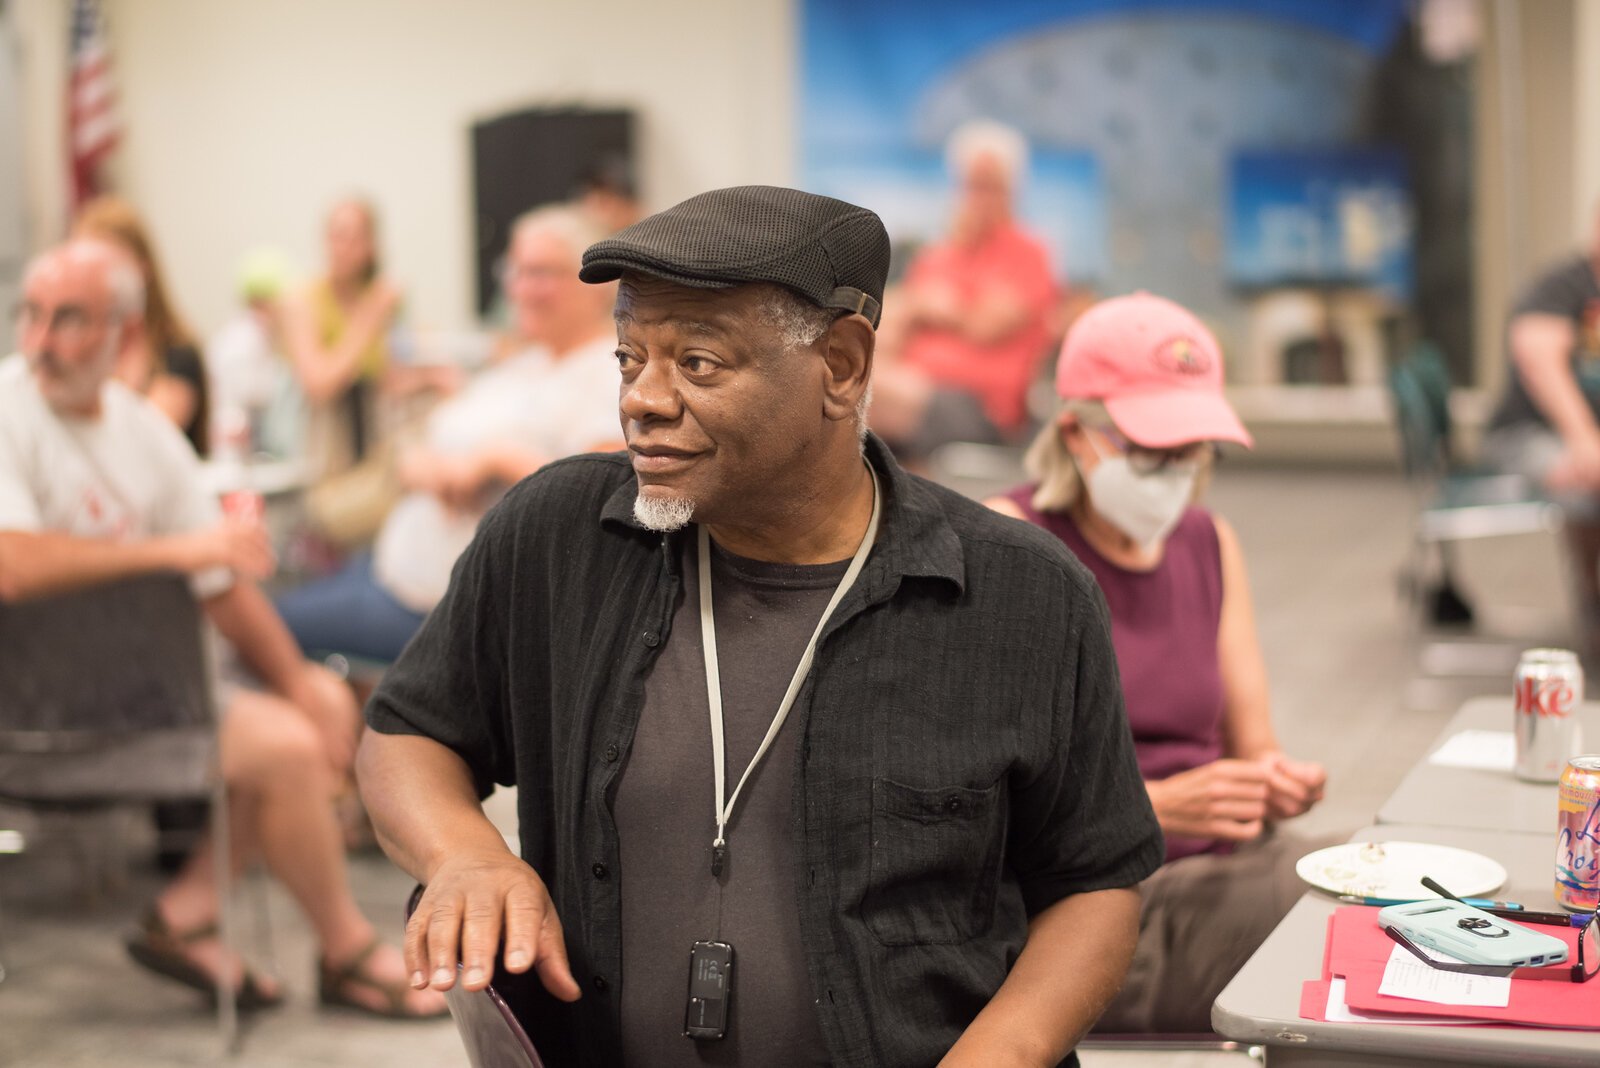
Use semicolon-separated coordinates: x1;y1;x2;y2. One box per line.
1377;899;1568;968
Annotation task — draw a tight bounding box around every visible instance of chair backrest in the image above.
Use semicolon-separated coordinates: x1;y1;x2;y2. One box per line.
0;573;215;803
1388;342;1455;480
405;886;545;1068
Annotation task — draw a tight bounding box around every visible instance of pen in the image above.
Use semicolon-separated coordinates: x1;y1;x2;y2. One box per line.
1336;893;1525;910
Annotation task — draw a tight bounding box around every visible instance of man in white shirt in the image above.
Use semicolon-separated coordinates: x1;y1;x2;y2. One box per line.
276;205;622;660
0;239;443;1018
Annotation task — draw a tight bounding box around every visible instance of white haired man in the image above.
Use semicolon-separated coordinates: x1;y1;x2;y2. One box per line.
0;239;444;1019
275;204;623;663
871;119;1060;459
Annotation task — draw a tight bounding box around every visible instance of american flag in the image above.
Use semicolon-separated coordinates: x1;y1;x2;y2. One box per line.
68;0;120;209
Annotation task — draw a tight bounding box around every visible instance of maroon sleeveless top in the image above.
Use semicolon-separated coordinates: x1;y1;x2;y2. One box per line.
1007;486;1226;861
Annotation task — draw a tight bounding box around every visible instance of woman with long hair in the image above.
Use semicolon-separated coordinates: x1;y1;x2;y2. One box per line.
73;196;210;455
282;196;402;483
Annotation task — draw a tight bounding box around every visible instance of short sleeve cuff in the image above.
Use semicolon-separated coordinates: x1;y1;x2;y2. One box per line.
1017;828;1165;917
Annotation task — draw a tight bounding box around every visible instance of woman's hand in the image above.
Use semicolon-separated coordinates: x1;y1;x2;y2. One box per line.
1259;750;1327;821
1146;759;1271;841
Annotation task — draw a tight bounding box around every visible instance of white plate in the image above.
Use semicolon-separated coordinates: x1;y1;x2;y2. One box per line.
1295;841;1508;900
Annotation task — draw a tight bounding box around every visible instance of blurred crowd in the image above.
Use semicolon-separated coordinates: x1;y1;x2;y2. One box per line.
6;104;1592;1049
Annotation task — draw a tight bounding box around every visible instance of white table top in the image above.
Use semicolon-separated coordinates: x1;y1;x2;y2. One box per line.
1212;824;1591;1065
1376;696;1599;836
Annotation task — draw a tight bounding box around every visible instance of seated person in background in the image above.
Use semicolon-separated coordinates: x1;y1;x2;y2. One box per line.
0;240;445;1019
208;248;298;459
987;292;1330;1033
870;119;1058;458
73;195;210;456
275;205;622;663
1481;204;1600;652
282;196;401;485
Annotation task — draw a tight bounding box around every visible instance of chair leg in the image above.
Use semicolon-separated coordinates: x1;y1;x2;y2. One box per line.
209;781;239;1057
0;828;26;985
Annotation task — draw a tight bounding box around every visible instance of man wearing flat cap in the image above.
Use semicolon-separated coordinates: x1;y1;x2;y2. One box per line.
358;186;1162;1067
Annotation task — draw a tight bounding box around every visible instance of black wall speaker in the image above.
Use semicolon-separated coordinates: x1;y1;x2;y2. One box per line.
470;106;633;315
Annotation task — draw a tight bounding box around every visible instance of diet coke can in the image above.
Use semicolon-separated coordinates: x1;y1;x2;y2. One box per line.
1555;756;1600;912
1513;648;1584;782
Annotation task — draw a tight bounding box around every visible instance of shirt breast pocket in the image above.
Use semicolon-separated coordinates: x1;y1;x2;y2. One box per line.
863;776;1005;946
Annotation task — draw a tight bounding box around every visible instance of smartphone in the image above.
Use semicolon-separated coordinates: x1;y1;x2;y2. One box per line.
1377;899;1569;968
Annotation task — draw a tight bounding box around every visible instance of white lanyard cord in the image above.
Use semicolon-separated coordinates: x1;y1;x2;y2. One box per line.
700;464;881;866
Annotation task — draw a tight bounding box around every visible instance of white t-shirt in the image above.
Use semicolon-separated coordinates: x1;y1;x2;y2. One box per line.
373;334;620;611
0;355;231;598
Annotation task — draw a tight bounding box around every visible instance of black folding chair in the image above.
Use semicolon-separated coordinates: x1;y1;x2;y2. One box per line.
0;573;243;1052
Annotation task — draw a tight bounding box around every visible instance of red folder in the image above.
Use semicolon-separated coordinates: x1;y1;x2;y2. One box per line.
1301;905;1600;1029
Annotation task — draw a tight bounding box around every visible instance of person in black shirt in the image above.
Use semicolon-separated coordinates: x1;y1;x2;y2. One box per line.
1483;208;1600;647
73;196;211;455
357;187;1163;1067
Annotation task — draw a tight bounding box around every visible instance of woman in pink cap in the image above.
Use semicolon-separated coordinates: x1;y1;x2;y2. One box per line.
987;291;1330;1034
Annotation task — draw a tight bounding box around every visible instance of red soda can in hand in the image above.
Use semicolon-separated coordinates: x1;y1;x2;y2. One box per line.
222;489;265;526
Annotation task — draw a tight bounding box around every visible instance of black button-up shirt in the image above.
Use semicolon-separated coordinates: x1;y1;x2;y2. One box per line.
369;436;1163;1068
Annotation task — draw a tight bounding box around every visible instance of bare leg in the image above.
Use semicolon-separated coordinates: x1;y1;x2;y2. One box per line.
155;690;443;1015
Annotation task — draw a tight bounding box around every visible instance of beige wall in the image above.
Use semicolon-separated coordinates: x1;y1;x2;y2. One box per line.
21;0;796;336
1472;0;1591;400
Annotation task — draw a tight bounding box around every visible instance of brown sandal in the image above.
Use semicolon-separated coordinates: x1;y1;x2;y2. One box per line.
319;936;449;1019
125;906;284;1011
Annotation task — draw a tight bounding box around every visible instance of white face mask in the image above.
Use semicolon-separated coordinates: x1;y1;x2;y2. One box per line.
1081;433;1200;551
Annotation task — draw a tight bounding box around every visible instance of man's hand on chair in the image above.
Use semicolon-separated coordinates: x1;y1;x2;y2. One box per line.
407;849;581;1002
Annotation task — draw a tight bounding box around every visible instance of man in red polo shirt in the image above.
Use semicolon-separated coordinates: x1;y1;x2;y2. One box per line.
871;120;1059;458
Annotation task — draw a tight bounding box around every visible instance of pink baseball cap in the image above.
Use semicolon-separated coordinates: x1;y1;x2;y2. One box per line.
1055;291;1252;449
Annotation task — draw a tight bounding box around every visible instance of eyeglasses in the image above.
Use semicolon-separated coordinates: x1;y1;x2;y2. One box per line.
1091;424;1217;476
10;301;117;343
1383;877;1600;984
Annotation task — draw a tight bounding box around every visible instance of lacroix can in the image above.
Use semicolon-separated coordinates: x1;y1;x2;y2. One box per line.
1556;756;1600;912
1514;648;1583;782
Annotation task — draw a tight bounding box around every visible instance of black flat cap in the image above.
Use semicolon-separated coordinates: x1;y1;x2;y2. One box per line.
579;185;890;327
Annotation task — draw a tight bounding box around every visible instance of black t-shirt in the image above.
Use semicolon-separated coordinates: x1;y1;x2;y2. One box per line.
366;440;1163;1068
1489;255;1600;431
615;538;844;1067
163;344;210;456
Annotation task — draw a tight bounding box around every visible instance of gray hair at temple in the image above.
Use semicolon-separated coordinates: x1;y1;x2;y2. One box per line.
26;238;147;321
755;284;872;443
945;118;1029;187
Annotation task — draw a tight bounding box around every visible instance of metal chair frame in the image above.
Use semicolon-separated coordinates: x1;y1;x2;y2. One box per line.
1388;344;1566;671
0;574;243;1055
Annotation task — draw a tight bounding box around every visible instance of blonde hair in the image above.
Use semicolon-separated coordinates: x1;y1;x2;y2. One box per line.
72;196;196;355
1024;399;1214;514
1024;399;1106;513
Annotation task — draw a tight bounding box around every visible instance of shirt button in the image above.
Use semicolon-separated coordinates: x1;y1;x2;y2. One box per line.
592;862;609;880
945;796;963;814
592;975;608;991
641;629;660;647
604;744;620;763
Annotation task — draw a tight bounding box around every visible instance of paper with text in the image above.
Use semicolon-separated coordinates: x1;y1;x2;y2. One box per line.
1377;944;1511;1007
